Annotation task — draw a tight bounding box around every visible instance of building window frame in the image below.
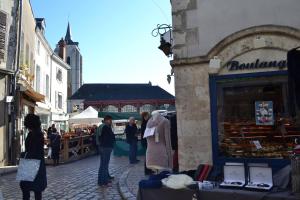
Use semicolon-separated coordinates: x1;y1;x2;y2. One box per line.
140;104;155;113
37;40;40;55
45;74;50;99
35;65;41;93
209;70;290;169
121;105;137;113
56;68;63;82
56;92;63;109
103;105;118;112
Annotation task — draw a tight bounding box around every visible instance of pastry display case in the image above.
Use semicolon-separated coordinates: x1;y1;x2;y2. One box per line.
219;119;300;158
216;75;300;159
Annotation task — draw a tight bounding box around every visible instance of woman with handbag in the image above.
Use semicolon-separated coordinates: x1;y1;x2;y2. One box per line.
20;114;47;200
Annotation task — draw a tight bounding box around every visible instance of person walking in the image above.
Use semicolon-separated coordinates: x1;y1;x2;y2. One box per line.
140;112;153;175
20;114;47;200
98;115;115;187
125;117;139;164
49;128;61;166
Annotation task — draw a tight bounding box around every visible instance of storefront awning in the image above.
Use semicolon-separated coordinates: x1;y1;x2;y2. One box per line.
24;87;45;103
35;102;51;114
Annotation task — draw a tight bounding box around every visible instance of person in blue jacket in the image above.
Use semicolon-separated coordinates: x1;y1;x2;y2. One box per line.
98;115;115;187
125;117;140;164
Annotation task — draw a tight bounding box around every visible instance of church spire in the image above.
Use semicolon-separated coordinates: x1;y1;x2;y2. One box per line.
65;22;72;43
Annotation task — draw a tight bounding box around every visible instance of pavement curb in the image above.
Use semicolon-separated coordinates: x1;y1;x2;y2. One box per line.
0;166;18;176
118;166;136;200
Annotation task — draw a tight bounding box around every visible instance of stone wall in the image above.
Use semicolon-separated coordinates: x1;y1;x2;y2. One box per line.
171;0;300;59
172;26;300;170
174;63;212;170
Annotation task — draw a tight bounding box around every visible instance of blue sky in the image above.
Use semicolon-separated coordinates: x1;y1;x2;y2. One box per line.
30;0;174;94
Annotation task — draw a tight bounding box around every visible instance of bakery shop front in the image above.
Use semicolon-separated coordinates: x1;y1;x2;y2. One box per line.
208;26;300;169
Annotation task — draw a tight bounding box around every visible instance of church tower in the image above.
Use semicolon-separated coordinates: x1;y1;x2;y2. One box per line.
55;22;83;99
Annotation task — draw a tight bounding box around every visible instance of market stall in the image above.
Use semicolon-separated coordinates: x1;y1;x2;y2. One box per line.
69;106;101;125
99;111;145;156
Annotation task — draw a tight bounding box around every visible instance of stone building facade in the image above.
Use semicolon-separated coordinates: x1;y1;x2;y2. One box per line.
0;0;18;166
34;19;70;131
171;0;300;170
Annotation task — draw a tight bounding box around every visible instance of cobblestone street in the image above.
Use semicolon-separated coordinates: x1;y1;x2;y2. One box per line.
0;155;142;200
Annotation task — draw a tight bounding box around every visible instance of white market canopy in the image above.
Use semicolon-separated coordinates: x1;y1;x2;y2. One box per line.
69;106;101;125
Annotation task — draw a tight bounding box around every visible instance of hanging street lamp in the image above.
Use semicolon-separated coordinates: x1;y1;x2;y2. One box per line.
151;24;173;57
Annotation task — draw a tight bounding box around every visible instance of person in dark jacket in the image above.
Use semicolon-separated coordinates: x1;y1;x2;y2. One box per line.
125;117;139;164
141;112;153;175
98;115;116;187
49;128;61;166
47;124;55;139
20;114;47;200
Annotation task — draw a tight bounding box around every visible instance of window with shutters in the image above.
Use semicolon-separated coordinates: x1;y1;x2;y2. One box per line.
25;44;29;65
20;31;24;64
35;65;41;93
0;11;7;64
37;40;40;55
58;93;63;109
45;75;49;99
56;68;62;82
56;92;63;109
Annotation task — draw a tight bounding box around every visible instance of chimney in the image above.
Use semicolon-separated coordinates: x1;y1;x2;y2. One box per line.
58;38;66;62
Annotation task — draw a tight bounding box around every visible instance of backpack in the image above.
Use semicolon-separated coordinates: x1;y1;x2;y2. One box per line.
96;124;105;145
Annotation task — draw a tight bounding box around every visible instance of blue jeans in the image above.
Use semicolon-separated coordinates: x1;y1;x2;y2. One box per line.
129;140;138;164
98;147;112;185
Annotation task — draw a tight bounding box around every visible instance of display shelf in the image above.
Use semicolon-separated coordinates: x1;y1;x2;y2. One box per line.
220;119;300;159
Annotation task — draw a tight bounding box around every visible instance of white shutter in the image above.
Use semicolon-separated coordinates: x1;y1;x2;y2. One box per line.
0;11;7;63
55;91;58;108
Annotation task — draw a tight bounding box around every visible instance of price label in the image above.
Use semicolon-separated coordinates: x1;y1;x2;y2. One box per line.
252;140;263;150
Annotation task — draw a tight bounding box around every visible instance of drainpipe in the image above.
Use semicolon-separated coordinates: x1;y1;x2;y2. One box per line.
10;0;22;165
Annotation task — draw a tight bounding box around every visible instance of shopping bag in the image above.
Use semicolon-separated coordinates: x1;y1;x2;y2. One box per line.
47;147;52;158
16;153;41;182
0;189;3;200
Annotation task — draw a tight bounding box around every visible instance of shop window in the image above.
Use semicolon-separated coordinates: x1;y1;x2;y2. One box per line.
216;75;300;159
140;104;154;113
103;105;118;112
121;105;137;113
